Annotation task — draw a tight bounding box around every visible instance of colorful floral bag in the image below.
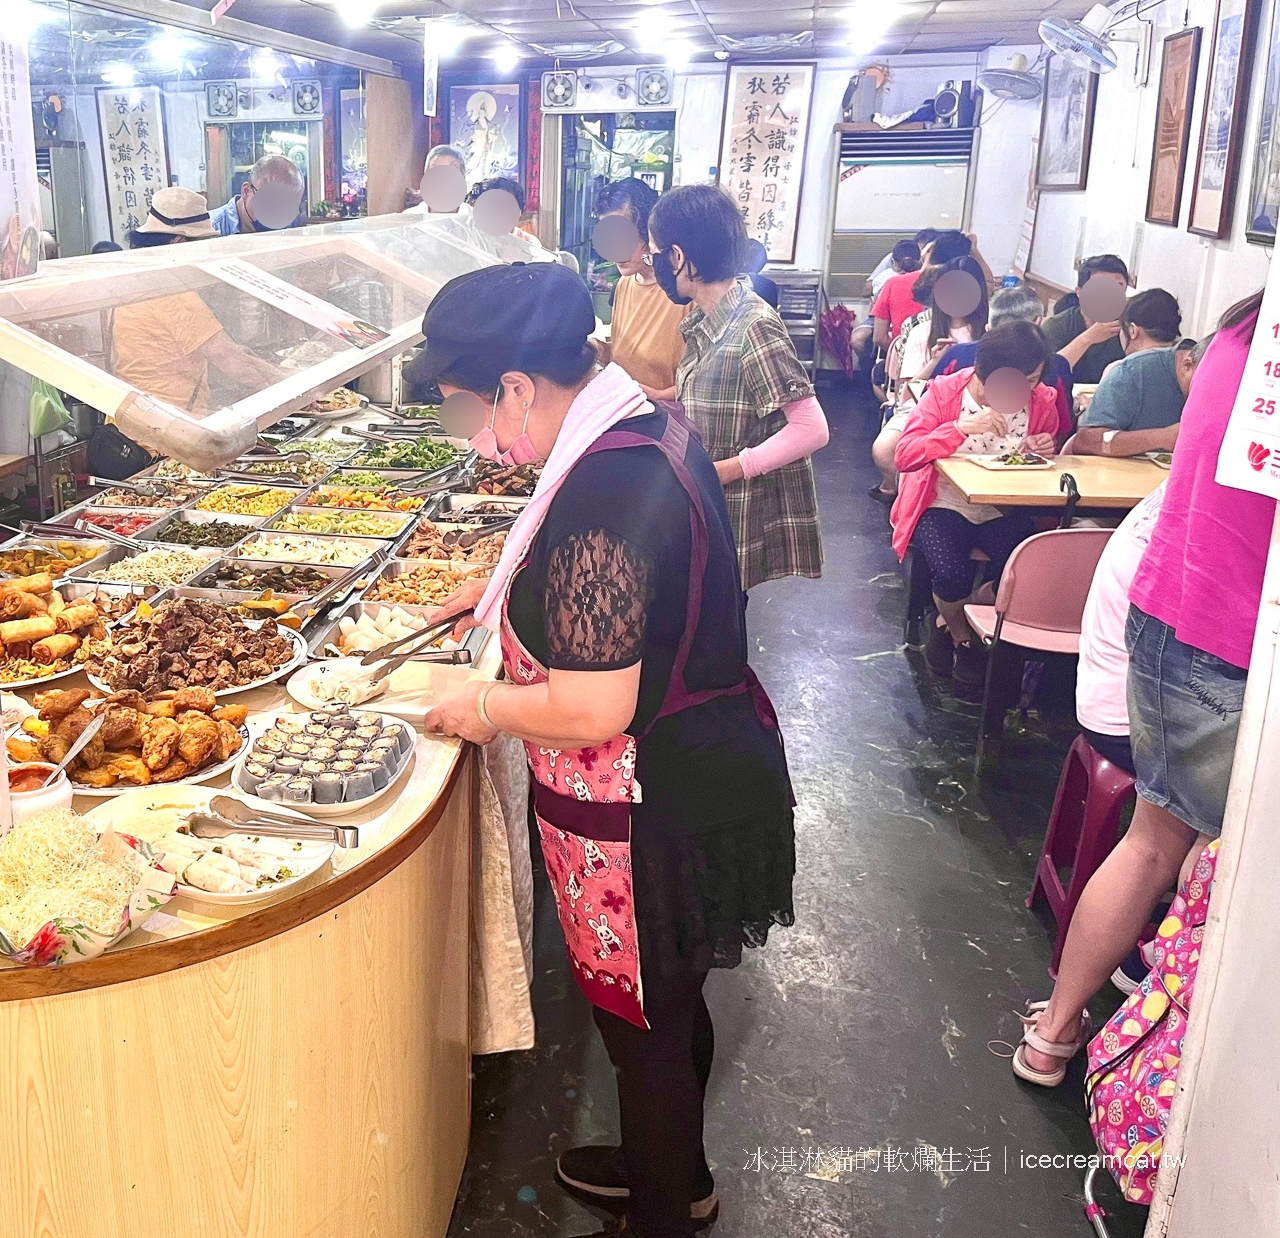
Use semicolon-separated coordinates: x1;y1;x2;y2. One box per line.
1084;839;1218;1204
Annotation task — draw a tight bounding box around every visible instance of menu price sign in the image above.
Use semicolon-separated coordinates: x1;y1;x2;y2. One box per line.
96;86;171;244
0;33;41;283
200;257;389;349
717;64;814;264
1217;258;1280;499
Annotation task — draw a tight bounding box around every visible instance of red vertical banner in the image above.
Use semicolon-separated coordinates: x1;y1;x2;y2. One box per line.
526;76;542;215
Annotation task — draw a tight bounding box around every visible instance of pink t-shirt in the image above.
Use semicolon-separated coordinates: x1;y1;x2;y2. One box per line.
1130;318;1277;669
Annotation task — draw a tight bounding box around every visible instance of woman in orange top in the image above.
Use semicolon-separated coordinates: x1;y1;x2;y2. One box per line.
596;178;690;400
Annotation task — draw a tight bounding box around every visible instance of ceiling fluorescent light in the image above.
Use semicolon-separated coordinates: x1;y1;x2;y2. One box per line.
149;33;193;68
426;19;475;59
334;0;379;28
666;40;694;67
102;63;137;87
489;44;523;75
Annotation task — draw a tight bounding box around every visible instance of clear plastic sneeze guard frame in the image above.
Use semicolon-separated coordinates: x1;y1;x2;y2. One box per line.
0;214;554;471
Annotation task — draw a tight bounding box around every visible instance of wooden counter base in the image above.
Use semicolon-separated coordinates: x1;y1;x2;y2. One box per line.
0;756;474;1238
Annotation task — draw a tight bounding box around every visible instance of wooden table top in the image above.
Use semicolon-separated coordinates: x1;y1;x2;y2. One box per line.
933;454;1166;508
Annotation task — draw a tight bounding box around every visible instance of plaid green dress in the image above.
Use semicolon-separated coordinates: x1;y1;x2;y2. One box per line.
676;282;823;590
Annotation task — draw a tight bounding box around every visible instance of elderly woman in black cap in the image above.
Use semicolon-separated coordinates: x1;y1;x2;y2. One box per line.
417;263;796;1238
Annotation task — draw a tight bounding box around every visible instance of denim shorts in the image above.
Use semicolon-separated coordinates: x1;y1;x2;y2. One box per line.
1126;605;1247;838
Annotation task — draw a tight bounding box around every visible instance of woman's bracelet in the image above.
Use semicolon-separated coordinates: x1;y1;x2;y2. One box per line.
476;681;499;729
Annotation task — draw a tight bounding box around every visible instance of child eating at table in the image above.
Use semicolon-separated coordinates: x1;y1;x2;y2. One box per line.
890;321;1060;694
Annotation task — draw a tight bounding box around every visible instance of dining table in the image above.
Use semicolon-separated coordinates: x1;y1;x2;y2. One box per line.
933;454;1167;510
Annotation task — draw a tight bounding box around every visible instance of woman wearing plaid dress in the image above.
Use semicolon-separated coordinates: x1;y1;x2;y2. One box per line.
648;185;828;589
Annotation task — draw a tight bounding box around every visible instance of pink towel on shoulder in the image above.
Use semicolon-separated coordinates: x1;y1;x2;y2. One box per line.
474;363;649;630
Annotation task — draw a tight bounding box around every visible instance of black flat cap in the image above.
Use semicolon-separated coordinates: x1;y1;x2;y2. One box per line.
406;261;595;388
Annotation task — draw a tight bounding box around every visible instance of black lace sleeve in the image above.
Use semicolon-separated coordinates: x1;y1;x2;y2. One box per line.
543;527;655;670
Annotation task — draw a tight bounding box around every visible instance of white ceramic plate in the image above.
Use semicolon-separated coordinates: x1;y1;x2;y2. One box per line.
86;623;309;700
6;710;251;798
286;657;450;723
230;707;415;818
302;393;369;420
71;725;251;798
971;455;1056;471
0;661;91;692
82;785;335;906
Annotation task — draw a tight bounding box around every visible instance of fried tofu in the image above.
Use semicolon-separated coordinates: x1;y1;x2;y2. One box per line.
105;755;151;786
212;703;248;726
33;687;90;720
214;719;243;764
172;686;218;714
176;712;219;767
142;717;181;771
6;736;41;764
151;756;192;783
74;766;118;788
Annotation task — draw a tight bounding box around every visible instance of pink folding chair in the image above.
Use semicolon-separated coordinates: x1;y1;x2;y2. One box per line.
963;527;1114;772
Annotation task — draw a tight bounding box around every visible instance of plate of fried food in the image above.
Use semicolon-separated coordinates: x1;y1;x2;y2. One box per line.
5;686;251;797
0;576;110;689
86;596;307;698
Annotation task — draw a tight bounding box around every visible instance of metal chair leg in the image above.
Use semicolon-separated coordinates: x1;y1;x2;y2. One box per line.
974;634;1000;776
1083;1166;1112;1237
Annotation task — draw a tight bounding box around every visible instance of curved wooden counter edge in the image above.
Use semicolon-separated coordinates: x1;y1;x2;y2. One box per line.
0;747;472;1005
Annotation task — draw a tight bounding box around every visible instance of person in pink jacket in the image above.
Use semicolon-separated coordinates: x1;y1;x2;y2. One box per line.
891;321;1060;689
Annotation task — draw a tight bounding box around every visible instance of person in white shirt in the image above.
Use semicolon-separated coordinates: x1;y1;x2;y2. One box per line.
1075;481;1167;773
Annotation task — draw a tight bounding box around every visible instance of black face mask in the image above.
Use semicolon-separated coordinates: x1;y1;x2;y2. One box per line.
652;248;692;306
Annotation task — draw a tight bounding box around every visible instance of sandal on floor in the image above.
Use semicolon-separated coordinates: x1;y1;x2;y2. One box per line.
1011;1000;1092;1088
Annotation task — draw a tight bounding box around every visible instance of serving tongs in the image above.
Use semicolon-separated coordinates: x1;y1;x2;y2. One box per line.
87;474;170;499
68;520;147;552
339;426;399;446
193;795;358;847
358;608;474;666
301;551;386;622
19;519;114;542
443;517;517;549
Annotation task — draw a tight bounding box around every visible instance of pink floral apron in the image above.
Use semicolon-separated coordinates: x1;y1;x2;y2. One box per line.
498;404;781;1029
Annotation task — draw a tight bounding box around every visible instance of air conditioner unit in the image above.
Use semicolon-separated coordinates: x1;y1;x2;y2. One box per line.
292;80;322;116
933;79;978;128
636;67;674;107
542;70;578;112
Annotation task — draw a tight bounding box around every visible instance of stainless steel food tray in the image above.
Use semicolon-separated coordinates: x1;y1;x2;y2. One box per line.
141;509;268;551
230;530;388;570
187;557;367;600
264;506;419;544
310;599;489;665
0;533;114;580
65;542;223;586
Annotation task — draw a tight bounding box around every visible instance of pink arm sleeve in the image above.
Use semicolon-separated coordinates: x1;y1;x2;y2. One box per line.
737;396;830;479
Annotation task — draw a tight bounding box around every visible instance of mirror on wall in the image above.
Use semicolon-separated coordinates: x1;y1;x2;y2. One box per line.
19;0;368;258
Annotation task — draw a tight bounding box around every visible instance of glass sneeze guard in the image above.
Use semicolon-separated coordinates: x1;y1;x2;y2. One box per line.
0;213;553;469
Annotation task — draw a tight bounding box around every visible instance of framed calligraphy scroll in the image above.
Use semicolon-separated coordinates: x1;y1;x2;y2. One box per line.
95;86;172;243
716;63;814;264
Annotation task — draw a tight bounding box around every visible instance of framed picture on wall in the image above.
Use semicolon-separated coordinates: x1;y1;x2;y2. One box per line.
1036;53;1099;191
1146;28;1202;226
449;83;521;186
1190;0;1262;237
1246;0;1280;243
716;64;816;263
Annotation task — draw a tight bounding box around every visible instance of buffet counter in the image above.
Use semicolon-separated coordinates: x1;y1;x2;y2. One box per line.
0;573;501;1238
0;669;484;1238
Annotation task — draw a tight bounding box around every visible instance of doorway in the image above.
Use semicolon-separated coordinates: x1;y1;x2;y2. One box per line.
204;120;321;218
559;110;675;280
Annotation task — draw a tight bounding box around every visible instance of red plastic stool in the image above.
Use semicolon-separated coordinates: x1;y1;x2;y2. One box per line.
1027;734;1137;977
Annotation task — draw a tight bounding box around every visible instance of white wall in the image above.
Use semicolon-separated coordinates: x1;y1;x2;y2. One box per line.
1029;0;1272;334
670;52;1036;276
970;44;1044;277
